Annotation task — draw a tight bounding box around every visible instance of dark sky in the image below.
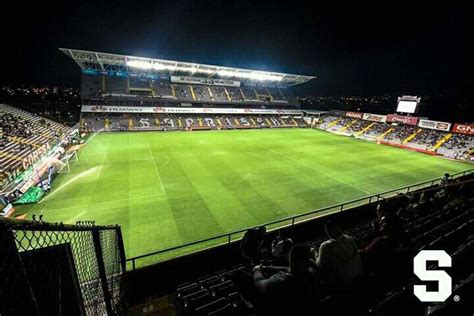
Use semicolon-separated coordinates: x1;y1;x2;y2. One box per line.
1;0;472;96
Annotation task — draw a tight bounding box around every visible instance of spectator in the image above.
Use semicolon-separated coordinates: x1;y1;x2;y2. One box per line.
241;226;266;264
253;244;318;315
440;173;451;186
316;220;362;292
360;201;407;289
271;232;293;266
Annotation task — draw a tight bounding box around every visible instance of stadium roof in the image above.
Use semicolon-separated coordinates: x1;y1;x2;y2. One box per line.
60;48;316;86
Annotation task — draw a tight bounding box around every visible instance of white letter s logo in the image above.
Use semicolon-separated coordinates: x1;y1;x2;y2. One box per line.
414;250;452;302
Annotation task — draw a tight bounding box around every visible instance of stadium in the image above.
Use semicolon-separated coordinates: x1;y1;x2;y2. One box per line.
1;48;473;315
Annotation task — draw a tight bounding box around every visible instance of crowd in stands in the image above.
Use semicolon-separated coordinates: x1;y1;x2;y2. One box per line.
0;104;70;188
344;119;371;135
383;125;417;143
81;113;307;132
315;114;473;161
362;122;388;138
407;129;443;148
175;174;474;315
1;112;34;139
326;117;353;132
443;134;473;152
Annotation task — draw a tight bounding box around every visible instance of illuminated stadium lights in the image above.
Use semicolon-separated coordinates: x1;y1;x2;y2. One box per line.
126;60;153;70
217;69;283;81
60;48;316;85
126;59;284;81
127;60;217;75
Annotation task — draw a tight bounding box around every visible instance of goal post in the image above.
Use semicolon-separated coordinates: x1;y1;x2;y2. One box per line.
58;151;78;174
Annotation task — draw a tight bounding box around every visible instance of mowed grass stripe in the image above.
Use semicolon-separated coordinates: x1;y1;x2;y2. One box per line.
16;129;470;262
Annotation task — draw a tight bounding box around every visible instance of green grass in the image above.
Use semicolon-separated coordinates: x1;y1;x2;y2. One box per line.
16;129;470;266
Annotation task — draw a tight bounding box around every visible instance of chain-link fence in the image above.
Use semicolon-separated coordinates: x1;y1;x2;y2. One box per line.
0;217;125;315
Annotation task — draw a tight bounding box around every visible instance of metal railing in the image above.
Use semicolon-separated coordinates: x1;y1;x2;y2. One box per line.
126;168;473;270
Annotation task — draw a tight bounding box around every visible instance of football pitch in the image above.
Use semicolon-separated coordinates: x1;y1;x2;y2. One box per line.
16;128;470;266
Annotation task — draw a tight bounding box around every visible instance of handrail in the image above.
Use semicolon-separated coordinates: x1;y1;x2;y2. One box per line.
126;168;473;269
1;216;119;232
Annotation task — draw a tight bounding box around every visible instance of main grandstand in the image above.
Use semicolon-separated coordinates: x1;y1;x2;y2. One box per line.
59;48;315;133
1;49;474;315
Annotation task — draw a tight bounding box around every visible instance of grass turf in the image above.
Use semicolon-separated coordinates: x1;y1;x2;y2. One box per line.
16;128;470;266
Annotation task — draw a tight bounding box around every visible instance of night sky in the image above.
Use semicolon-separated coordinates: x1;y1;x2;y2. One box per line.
1;0;472;96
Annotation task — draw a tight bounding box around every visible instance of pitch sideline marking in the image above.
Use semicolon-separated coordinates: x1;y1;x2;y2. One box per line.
147;142;167;195
84;128;104;145
38;129;105;215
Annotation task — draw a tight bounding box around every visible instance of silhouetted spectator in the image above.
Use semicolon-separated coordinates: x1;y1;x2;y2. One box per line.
440;173;451;187
271;233;293;266
241;226;266;264
360;201;407;289
253;244;318;315
316;220;362;292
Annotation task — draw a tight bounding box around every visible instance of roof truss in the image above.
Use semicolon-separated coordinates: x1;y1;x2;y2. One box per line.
60;48;316;86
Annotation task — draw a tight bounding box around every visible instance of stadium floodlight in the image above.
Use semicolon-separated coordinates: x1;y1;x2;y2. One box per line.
127;60;153;70
129;60;217;75
217;69;283;81
153;63;176;71
62;48;316;85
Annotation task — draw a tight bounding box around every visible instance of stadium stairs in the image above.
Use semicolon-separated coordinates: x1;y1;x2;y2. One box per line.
126;173;474;316
433;133;453;150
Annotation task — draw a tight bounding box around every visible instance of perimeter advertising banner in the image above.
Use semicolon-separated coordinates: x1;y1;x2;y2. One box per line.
362;113;387;122
451;123;474;135
345;111;363;119
81;105;302;115
386;114;419;126
418;119;451;132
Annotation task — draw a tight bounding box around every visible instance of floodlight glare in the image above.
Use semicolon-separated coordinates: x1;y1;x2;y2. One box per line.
126;60;153;69
217;70;283;81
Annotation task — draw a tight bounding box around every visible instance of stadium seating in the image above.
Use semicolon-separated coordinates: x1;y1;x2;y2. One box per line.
105;75;128;95
0;104;71;188
154;175;474;316
343;120;367;134
226;87;245;102
383;124;417;143
404;128;444;149
437;133;474;159
81;74;296;107
172;84;194;101
360;122;389;139
267;87;288;102
240;86;258;102
81;73;102;98
80;113;307;132
192;85;212;102
314;113;473;161
151;80;174;98
209;86;230;102
129;76;152;89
